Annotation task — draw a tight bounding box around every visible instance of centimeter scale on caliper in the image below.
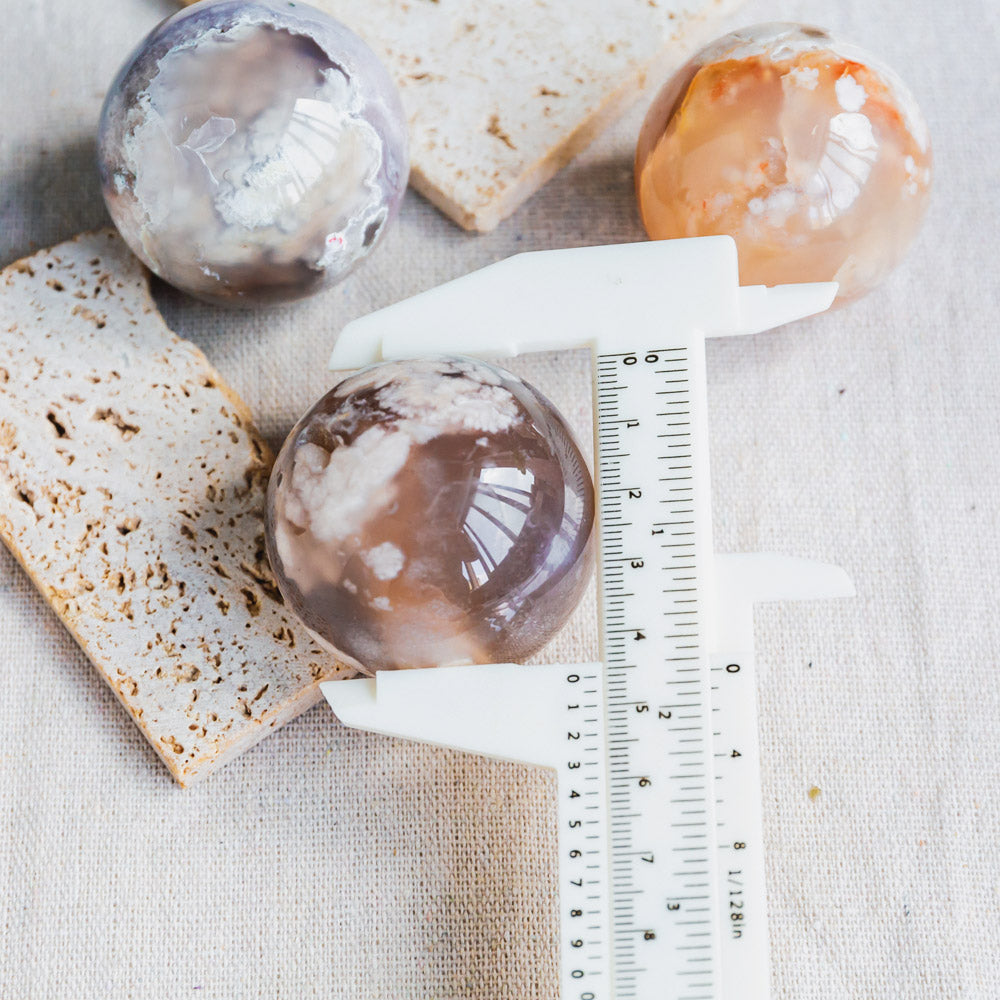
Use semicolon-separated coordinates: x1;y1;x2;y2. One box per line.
594;343;755;1000
321;238;854;1000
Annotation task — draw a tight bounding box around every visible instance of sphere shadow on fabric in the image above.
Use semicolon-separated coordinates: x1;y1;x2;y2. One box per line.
98;0;409;306
266;357;596;672
635;23;932;305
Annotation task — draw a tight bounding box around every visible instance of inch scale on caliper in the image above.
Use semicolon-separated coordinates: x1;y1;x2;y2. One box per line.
321;238;854;1000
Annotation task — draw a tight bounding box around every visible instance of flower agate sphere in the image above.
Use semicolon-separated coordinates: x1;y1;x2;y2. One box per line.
635;24;932;304
266;357;595;672
98;0;408;305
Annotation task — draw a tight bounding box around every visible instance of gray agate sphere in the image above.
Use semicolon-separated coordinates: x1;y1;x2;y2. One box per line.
266;357;596;672
98;0;409;306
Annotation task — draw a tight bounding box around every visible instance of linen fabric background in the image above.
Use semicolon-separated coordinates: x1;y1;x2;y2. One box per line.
1;0;998;997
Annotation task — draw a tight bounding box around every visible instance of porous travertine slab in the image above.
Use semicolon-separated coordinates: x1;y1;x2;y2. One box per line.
180;0;744;231
0;231;351;785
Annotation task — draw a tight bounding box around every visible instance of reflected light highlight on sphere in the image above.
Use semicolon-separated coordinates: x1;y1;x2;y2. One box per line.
98;0;408;306
636;23;932;304
266;357;596;673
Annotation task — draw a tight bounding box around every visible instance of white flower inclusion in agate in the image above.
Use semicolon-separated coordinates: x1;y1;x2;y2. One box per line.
636;23;932;304
98;0;408;305
266;357;596;673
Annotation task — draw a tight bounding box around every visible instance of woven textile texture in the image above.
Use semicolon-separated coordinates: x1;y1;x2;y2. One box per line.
1;0;998;997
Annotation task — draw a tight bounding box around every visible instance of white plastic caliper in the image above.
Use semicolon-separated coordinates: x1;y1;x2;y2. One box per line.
321;237;853;1000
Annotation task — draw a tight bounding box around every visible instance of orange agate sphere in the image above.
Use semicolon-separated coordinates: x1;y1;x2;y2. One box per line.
635;24;932;304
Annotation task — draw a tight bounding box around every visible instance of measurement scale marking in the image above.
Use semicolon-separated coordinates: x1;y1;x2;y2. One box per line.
595;346;721;1000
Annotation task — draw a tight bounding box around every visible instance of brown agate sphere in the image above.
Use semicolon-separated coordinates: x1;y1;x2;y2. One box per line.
635;23;932;304
266;357;595;672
